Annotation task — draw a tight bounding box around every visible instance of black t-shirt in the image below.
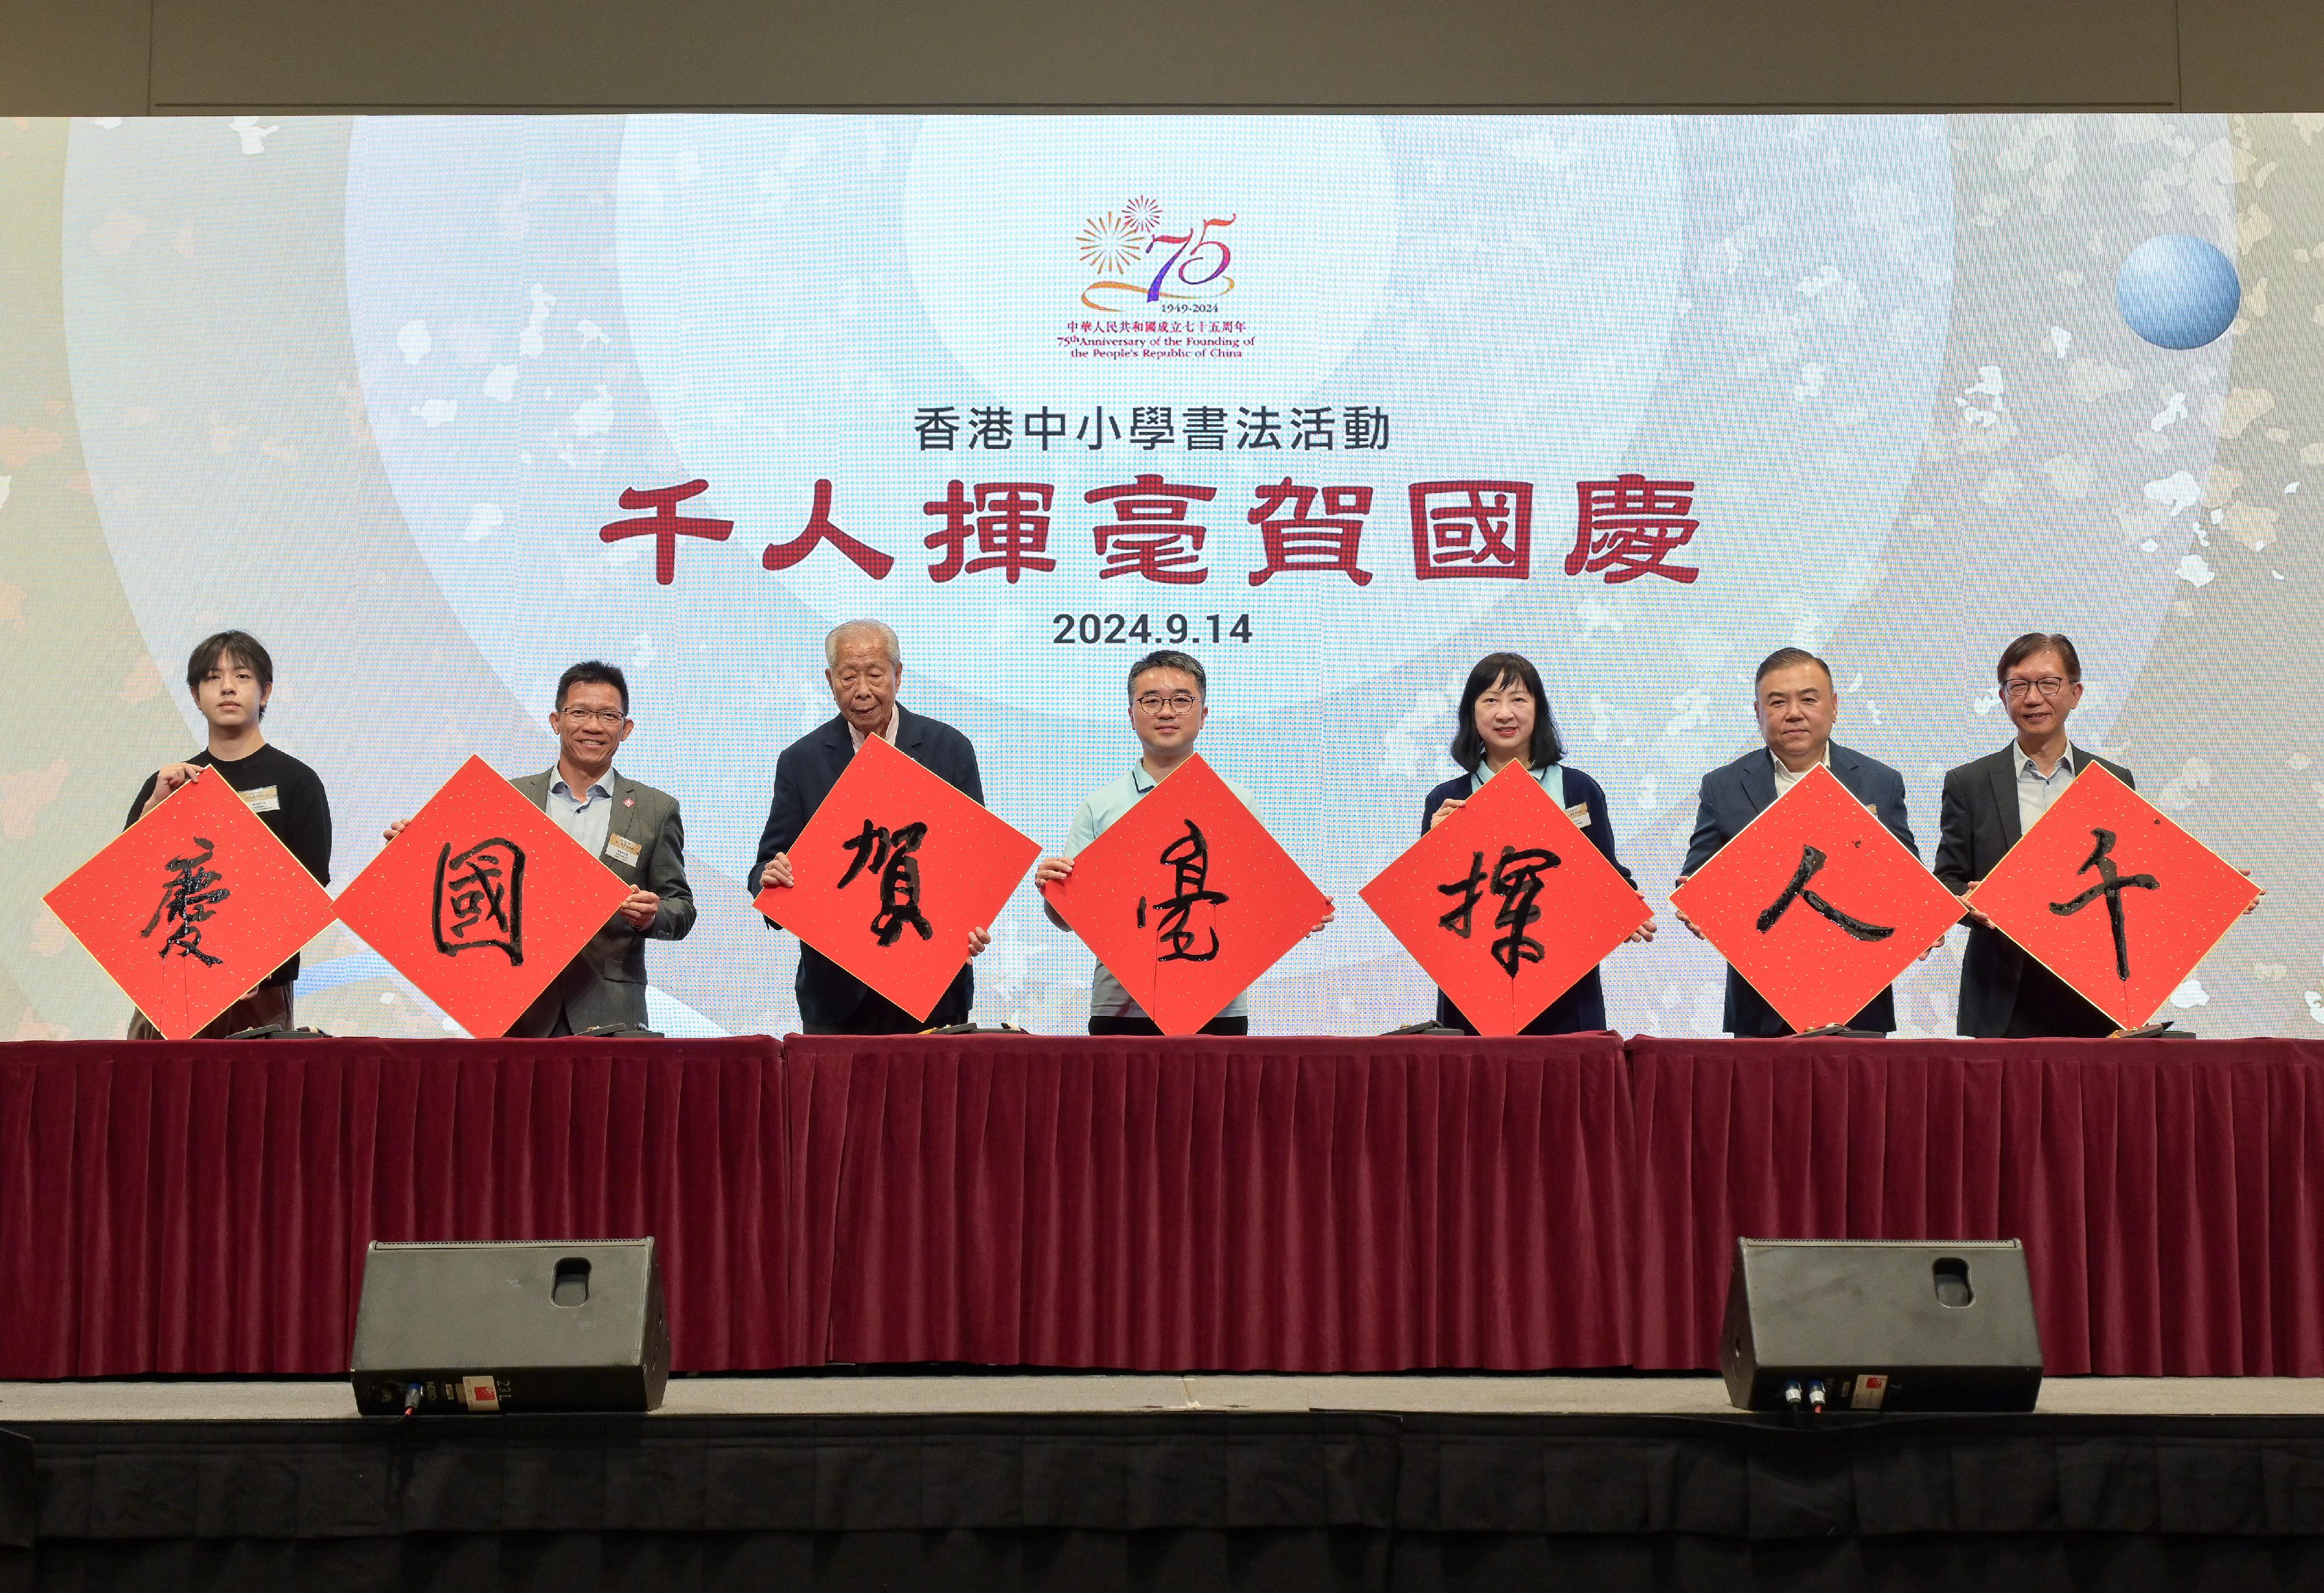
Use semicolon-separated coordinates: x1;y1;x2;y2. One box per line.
126;743;333;988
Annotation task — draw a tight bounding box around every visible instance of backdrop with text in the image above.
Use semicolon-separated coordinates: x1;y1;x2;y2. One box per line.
1;112;2317;1040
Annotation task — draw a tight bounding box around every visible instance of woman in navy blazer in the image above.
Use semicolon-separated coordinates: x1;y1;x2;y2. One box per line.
1419;652;1655;1034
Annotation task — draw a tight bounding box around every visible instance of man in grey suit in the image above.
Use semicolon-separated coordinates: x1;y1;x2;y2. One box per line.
1676;647;1918;1036
1933;633;2132;1038
383;660;695;1036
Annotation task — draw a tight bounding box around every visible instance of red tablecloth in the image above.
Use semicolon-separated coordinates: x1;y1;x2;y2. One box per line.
783;1033;1635;1371
1628;1037;2324;1374
6;1033;2323;1378
0;1037;792;1377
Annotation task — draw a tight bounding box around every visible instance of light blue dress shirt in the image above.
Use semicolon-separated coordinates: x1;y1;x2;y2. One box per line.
547;767;617;863
2015;744;2075;834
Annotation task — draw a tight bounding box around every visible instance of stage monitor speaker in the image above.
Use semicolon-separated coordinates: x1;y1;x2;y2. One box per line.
351;1238;669;1415
1720;1238;2042;1413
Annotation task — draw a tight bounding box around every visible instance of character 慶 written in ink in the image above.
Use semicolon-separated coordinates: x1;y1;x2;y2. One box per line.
124;631;332;1038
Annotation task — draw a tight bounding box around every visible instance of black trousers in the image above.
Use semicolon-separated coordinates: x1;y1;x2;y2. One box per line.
1088;1015;1250;1037
2002;960;2119;1038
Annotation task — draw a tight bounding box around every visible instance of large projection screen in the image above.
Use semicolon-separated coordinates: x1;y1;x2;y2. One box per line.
1;113;2315;1040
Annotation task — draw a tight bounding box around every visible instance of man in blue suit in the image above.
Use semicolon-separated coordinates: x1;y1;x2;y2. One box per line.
1676;647;1917;1036
750;620;992;1033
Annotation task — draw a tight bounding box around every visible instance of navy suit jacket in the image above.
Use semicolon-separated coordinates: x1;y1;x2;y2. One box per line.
1932;743;2133;1037
750;707;985;1031
1681;742;1916;1036
1420;764;1632;1034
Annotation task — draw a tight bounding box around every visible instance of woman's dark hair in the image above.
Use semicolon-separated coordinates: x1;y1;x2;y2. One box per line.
185;630;274;721
1450;652;1565;774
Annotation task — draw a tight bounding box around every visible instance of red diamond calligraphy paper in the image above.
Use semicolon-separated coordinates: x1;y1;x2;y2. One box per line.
1968;763;2258;1030
1669;764;1959;1033
44;768;336;1040
1360;761;1648;1034
333;755;633;1037
754;732;1039;1024
1042;753;1328;1036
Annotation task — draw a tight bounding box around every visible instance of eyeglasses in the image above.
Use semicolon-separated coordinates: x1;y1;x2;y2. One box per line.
2001;676;2070;701
1134;693;1202;714
558;706;628;725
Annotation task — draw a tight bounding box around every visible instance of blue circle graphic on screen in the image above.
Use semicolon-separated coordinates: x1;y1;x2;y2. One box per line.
2116;234;2241;350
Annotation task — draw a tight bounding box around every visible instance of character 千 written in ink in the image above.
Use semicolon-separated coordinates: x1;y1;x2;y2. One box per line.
1138;819;1228;962
838;818;934;946
142;836;230;966
2047;826;2160;982
1437;844;1562;977
434;837;525;964
1756;843;1895;944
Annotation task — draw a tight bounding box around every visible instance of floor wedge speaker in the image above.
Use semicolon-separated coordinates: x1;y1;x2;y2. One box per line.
352;1238;670;1415
1720;1238;2042;1413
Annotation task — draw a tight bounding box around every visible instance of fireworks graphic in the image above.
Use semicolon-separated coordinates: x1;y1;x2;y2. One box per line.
1077;209;1145;274
1123;195;1163;234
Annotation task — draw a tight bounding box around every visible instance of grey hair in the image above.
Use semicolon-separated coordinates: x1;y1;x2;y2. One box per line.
824;619;901;671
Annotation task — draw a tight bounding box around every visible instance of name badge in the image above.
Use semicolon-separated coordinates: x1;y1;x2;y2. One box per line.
1565;801;1593;828
241;785;281;814
604;833;643;867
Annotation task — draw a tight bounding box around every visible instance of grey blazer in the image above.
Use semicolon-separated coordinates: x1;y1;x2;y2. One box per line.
507;769;695;1036
1932;743;2133;1038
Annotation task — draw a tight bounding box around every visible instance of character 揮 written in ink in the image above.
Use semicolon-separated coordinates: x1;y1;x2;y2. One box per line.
1437;844;1562;976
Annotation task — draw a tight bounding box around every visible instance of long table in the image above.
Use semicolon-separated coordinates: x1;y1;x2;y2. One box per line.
3;1033;2318;1378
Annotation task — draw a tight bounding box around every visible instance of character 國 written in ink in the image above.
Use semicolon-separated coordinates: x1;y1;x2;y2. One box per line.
433;837;525;964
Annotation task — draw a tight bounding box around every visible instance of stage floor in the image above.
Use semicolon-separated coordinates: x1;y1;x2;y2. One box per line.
5;1372;2322;1422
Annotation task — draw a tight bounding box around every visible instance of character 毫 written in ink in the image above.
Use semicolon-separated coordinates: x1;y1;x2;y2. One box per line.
141;836;230;966
433;837;525;964
838;818;935;946
1138;818;1227;962
1039;650;1332;1036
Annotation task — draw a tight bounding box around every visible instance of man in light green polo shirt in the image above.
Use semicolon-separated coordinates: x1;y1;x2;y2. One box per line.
1036;649;1325;1034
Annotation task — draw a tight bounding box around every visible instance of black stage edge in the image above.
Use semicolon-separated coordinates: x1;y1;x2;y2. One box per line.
7;1410;2324;1592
